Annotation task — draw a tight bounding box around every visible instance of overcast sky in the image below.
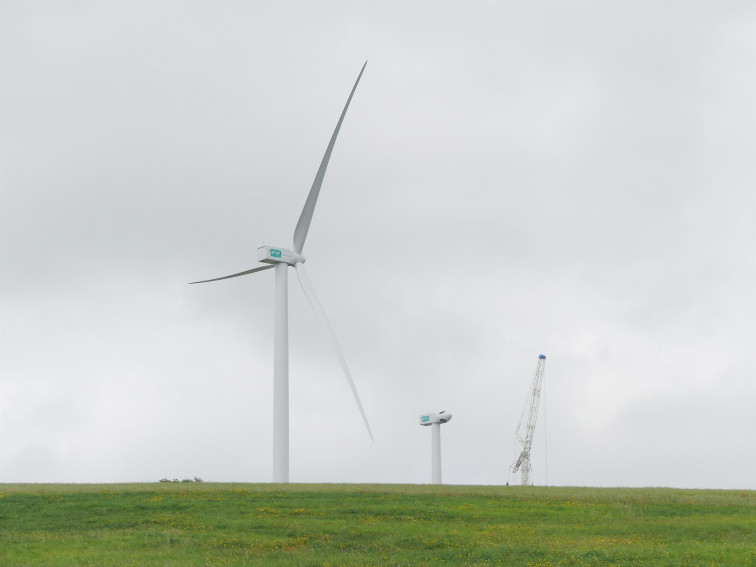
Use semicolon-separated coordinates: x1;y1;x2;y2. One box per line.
1;1;754;489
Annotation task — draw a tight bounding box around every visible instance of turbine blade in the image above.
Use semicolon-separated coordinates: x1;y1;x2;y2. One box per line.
292;61;367;254
295;263;374;441
189;264;274;284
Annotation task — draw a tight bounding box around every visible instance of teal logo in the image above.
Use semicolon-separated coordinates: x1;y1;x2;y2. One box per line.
270;249;282;258
421;416;429;423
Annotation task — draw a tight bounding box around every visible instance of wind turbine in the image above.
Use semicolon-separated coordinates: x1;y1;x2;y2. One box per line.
191;62;373;483
419;411;452;484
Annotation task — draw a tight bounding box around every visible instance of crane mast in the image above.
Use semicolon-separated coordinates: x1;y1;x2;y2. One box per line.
510;354;546;485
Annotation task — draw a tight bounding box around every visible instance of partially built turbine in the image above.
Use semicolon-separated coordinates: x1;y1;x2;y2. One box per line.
419;411;452;484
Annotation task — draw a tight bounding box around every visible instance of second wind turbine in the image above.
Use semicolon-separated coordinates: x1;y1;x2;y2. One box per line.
191;63;373;483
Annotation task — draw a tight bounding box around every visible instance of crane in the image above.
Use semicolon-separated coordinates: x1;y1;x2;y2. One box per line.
510;354;547;486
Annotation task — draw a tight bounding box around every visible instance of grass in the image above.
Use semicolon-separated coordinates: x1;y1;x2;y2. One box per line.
0;483;753;566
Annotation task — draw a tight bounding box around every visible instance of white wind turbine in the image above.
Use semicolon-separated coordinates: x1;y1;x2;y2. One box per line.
191;62;372;483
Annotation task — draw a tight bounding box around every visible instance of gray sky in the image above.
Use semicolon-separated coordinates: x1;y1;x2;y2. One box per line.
1;0;754;488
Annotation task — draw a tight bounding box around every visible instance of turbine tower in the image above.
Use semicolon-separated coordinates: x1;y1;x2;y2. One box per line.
510;354;546;486
419;411;452;484
191;63;372;483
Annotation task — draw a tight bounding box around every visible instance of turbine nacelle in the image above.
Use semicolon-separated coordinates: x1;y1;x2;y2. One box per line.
257;245;306;266
419;411;452;425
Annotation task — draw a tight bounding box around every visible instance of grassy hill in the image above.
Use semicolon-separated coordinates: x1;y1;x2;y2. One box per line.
0;483;753;566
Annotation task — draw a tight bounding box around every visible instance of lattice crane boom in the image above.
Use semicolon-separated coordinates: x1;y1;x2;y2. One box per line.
510;354;546;485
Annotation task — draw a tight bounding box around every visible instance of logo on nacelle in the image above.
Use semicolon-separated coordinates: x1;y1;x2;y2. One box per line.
270;249;282;258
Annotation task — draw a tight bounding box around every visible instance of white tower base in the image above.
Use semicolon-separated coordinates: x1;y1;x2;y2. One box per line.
272;263;289;483
432;422;442;484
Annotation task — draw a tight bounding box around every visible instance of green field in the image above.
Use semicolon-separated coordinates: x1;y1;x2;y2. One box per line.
0;483;753;566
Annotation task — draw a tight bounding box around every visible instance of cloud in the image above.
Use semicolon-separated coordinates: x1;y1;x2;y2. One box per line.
1;0;754;488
